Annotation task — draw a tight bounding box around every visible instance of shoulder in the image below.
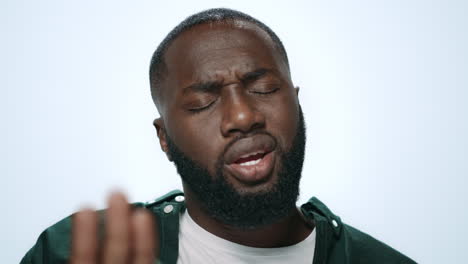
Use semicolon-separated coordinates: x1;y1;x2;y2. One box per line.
21;214;74;263
21;190;184;264
301;197;416;264
339;223;416;263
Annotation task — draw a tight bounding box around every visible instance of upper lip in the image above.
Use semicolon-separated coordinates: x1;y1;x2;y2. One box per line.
224;134;277;165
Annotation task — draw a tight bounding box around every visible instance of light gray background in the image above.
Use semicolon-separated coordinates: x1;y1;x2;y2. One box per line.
2;0;467;263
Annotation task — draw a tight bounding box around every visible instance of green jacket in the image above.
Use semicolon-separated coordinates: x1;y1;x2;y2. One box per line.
21;190;416;263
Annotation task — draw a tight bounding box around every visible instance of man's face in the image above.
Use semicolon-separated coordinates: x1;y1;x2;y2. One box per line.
156;21;304;227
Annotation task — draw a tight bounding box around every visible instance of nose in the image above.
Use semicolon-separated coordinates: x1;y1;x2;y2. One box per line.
220;88;266;137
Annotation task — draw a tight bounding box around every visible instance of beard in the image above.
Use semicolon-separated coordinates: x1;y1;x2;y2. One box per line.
165;107;306;229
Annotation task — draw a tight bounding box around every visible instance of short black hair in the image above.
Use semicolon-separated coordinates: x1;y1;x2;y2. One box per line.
149;8;290;111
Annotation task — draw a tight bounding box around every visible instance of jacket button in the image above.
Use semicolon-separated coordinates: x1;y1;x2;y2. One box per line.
164;204;174;214
175;195;185;202
332;219;338;227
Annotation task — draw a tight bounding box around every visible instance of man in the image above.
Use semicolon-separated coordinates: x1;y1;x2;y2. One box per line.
22;8;415;264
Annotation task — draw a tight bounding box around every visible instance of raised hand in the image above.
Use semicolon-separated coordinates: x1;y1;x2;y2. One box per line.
70;193;157;264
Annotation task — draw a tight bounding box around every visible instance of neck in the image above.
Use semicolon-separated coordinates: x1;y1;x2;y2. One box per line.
183;187;314;248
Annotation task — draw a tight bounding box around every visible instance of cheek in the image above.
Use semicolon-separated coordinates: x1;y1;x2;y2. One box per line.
264;92;299;150
168;115;224;174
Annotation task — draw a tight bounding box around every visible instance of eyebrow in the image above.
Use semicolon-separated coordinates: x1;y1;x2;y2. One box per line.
183;68;273;94
241;68;272;83
183;80;224;94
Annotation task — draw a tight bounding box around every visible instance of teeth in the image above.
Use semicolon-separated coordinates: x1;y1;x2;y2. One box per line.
239;158;262;166
239;151;265;159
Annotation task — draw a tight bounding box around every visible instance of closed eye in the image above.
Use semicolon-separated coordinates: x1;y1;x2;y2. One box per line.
250;87;279;95
188;100;216;113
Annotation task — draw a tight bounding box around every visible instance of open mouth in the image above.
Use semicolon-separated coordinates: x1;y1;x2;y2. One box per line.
233;151;267;166
223;134;277;184
225;150;275;184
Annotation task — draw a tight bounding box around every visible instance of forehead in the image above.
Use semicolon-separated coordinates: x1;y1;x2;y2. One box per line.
161;21;287;96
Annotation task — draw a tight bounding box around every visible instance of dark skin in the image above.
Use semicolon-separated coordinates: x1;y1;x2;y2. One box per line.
70;20;313;263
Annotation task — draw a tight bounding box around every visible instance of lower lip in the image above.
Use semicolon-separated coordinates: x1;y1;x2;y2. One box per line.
224;151;275;184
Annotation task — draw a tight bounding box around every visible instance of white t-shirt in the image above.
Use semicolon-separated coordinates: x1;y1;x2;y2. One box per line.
177;211;316;264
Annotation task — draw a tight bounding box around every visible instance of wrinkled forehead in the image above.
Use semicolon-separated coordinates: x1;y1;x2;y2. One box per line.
162;20;287;91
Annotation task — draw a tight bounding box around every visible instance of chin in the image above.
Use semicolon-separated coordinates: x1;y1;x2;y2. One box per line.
225;169;281;195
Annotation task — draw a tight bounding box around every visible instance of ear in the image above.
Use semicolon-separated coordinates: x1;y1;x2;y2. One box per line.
153;118;172;161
